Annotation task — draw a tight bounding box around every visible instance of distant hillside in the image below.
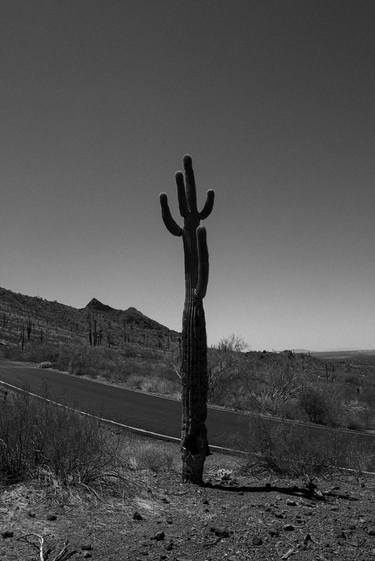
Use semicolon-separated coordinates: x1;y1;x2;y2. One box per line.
312;349;375;362
0;286;179;352
2;285;375;432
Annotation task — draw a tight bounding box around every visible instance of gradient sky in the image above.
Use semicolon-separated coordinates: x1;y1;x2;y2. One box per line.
1;0;375;351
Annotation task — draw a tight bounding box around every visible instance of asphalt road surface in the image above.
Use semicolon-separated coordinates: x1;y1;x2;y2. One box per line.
0;361;251;451
1;360;374;452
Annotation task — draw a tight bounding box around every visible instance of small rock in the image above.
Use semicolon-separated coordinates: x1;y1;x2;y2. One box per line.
161;497;170;504
274;512;285;519
269;528;279;537
300;500;315;508
2;531;14;539
152;531;165;541
166;518;173;524
367;528;375;536
202;498;209;505
83;553;92;559
46;514;57;521
252;535;263;546
133;511;143;521
210;526;231;538
165;542;174;551
286;499;296;506
336;529;351;539
81;544;93;551
304;533;312;544
28;511;36;518
283;524;295;532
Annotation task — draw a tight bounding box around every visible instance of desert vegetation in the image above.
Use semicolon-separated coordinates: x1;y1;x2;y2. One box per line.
1;281;375;434
245;416;375;477
0;391;123;486
160;154;214;484
0;389;178;492
2;388;375;561
208;335;375;432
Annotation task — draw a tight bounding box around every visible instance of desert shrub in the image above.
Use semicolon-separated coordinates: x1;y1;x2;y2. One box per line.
343;372;362;386
125;373;179;396
345;415;366;431
343;401;370;431
298;387;342;426
245;416;375;477
129;442;175;473
276;398;307;421
0;392;122;485
4;341;61;364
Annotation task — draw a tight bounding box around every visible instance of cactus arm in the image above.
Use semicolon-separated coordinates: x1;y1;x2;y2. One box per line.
199;189;215;220
195;227;209;299
175;172;189;217
183;155;198;213
160;193;182;236
160;155;214;484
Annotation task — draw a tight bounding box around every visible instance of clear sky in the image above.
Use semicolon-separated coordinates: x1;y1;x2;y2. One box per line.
1;0;375;351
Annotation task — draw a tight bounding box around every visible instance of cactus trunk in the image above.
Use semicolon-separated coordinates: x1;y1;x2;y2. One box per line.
180;229;209;483
160;155;215;484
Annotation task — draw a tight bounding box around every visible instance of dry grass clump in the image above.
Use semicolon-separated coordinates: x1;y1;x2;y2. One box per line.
125;372;180;397
0;392;125;487
127;440;176;473
244;416;375;477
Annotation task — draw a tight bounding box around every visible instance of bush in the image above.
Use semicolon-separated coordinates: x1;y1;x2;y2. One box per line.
298;387;342;426
245;416;375;477
0;392;122;485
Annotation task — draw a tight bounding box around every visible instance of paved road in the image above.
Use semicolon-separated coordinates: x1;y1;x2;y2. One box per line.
1;361;373;452
0;361;250;451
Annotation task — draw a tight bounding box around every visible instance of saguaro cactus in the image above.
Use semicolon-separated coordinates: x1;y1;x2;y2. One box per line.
160;155;215;484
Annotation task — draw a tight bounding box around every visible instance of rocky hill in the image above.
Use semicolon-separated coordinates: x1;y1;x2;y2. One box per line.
2;285;375;432
0;286;179;353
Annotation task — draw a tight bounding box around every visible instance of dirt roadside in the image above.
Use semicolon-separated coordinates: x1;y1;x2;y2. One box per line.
1;441;375;561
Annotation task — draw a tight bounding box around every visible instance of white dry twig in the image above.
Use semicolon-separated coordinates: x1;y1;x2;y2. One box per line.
18;533;77;560
281;548;295;560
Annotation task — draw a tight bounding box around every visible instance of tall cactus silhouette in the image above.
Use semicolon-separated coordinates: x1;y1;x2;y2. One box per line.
160;155;214;484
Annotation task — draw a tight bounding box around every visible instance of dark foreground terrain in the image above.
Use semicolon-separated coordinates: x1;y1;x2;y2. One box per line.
1;439;375;561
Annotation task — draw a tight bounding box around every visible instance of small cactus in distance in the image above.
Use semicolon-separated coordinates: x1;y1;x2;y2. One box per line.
160;155;215;484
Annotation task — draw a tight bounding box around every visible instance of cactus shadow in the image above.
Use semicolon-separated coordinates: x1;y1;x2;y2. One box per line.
203;481;358;502
203;481;327;501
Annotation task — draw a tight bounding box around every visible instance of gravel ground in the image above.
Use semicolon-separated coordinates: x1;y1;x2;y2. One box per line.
1;447;375;561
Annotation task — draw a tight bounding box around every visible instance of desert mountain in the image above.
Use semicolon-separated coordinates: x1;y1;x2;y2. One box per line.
0;286;179;351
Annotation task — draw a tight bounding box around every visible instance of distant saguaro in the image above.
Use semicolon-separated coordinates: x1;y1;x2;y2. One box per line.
160;155;215;484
